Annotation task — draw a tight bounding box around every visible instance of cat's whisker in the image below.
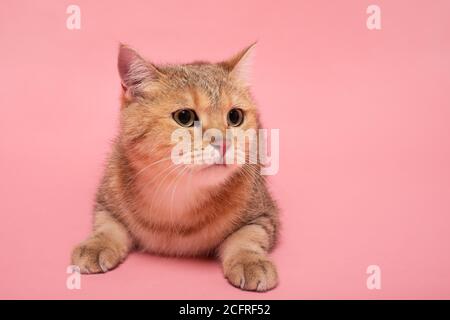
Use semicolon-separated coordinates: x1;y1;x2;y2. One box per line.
169;166;191;221
237;168;253;184
238;164;260;184
139;162;179;193
147;164;184;216
124;156;173;189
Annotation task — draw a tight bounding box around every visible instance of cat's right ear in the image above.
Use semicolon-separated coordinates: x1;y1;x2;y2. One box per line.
220;42;256;87
118;44;161;97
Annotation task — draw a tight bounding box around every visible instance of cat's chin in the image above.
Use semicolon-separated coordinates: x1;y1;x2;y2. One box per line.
191;163;239;187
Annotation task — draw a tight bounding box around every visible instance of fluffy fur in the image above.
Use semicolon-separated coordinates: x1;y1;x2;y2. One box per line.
71;44;280;291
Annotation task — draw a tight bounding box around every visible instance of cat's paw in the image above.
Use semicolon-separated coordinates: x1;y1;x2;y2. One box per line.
224;255;278;292
71;239;123;274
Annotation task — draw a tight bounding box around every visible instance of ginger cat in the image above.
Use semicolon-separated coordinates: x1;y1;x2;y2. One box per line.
71;44;280;291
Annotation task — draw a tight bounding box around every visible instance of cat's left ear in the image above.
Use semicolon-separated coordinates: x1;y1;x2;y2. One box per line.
118;44;163;97
221;42;256;86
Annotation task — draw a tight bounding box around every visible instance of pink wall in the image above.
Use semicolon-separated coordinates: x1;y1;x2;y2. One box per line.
1;0;450;299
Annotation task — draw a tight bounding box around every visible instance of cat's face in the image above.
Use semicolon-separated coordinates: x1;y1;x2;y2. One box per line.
118;44;259;188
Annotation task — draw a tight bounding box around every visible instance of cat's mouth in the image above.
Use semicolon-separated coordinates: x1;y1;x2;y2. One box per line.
199;163;228;171
187;162;237;176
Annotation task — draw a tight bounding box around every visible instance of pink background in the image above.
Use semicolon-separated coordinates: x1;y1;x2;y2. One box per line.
1;0;450;299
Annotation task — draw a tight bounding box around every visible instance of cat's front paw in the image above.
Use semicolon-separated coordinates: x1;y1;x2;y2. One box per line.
71;238;123;274
224;254;278;292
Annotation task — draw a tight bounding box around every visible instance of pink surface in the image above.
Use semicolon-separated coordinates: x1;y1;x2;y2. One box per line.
1;0;450;299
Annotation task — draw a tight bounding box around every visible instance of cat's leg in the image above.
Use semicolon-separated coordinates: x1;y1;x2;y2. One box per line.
71;210;132;274
218;215;278;292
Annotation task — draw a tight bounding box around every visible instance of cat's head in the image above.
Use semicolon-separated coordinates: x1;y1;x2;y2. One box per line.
117;44;259;188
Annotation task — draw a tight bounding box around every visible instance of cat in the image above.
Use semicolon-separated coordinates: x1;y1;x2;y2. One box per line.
71;43;280;292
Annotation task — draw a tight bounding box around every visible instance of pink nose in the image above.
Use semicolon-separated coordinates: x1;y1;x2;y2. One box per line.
211;139;230;157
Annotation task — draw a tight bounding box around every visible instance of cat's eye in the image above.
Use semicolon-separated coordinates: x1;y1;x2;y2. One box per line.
227;108;244;127
172;109;198;127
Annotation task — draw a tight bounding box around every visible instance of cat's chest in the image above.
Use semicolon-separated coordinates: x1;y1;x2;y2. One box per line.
131;215;236;256
128;177;240;255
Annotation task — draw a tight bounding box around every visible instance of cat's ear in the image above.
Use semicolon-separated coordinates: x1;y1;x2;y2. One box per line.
221;42;256;86
118;44;162;95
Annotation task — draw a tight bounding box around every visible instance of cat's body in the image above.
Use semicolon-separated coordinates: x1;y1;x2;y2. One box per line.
72;44;280;291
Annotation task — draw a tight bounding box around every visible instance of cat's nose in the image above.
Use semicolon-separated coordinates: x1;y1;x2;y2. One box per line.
211;142;224;156
211;138;230;156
